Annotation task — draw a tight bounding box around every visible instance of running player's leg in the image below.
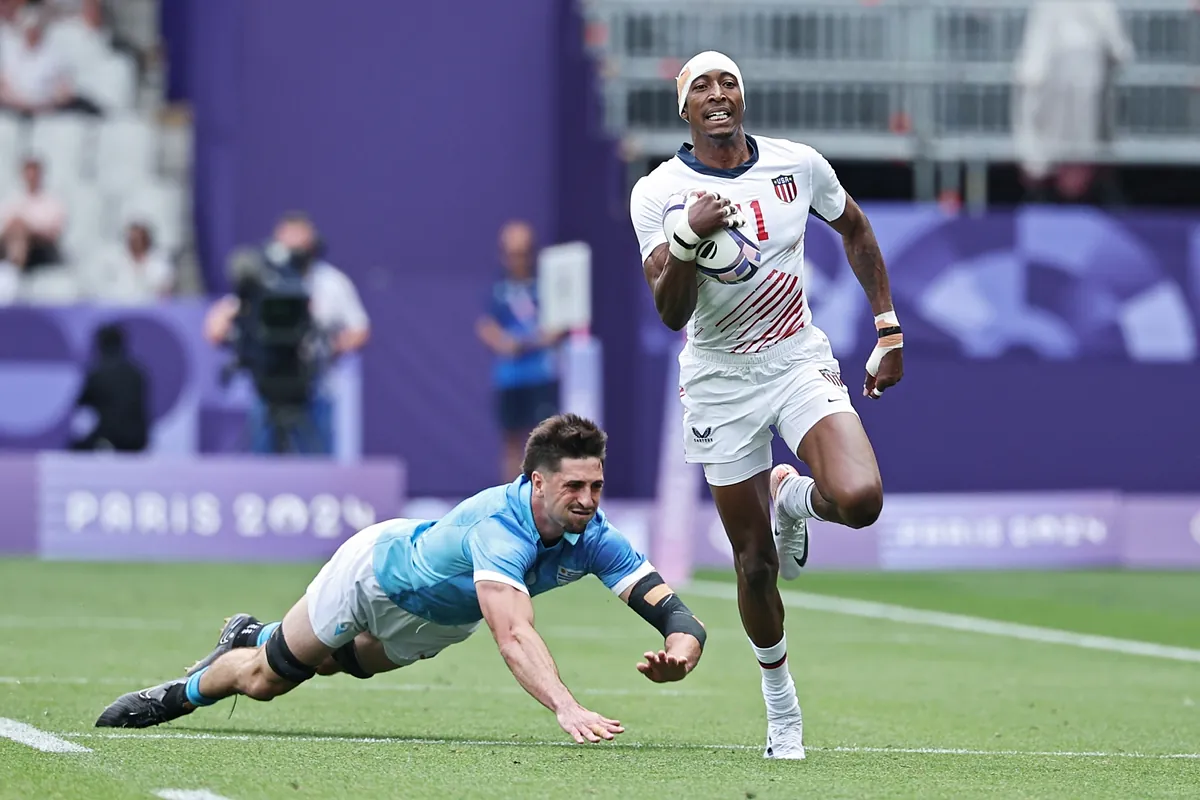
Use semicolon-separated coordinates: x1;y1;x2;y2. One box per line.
705;452;805;760
707;468;782;646
680;351;804;758
795;412;882;529
771;339;883;577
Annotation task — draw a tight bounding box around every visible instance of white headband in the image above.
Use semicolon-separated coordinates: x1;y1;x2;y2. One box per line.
676;51;745;119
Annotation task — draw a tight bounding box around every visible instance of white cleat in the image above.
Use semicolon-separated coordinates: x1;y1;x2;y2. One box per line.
764;711;806;760
770;464;809;580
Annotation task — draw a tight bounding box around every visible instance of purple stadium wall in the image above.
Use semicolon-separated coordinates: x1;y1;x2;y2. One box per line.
147;2;1200;499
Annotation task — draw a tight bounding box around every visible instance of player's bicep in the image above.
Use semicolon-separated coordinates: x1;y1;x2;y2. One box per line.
466;522;535;596
476;579;535;639
824;194;867;239
642;243;670;287
630;180;670;262
808;147;848;224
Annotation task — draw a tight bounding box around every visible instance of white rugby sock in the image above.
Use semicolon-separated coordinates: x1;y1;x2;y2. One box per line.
750;635;800;719
778;474;824;521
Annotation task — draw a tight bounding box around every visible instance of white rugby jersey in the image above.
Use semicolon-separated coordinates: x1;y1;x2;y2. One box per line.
630;134;847;354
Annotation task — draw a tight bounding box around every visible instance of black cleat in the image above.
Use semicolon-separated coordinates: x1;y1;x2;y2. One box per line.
95;679;195;729
185;613;260;677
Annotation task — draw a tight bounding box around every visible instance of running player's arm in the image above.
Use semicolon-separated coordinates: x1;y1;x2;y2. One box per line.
631;177;732;331
808;147;904;396
808;150;893;317
589;523;706;682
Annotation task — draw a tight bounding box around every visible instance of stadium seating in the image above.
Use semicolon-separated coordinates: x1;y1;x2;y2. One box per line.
0;2;193;305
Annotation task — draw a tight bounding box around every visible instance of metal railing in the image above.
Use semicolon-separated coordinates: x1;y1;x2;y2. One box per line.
582;0;1200;167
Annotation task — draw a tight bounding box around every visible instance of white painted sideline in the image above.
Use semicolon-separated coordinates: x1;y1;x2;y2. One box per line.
687;581;1200;664
0;718;91;753
155;791;234;800
66;731;1200;760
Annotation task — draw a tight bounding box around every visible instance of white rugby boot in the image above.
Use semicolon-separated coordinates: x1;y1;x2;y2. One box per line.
764;709;806;760
771;464;811;580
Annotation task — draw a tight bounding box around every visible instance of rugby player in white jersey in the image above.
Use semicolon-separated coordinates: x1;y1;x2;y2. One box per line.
629;51;904;759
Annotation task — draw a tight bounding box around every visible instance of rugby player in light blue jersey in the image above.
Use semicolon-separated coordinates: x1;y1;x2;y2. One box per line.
95;414;707;744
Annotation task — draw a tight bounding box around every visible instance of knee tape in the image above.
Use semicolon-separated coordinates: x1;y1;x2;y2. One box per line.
331;640;372;680
264;624;317;684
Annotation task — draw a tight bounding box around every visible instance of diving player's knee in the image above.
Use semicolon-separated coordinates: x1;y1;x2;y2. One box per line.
314;657;342;676
828;479;883;529
242;656;294;701
734;543;779;592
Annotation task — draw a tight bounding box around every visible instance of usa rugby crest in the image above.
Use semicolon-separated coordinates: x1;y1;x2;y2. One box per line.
773;174;798;204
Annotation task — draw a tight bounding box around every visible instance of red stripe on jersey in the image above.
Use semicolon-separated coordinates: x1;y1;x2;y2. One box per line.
715;270;783;331
730;289;800;354
730;277;799;342
752;291;805;349
755;301;808;352
756;302;807;353
721;274;793;334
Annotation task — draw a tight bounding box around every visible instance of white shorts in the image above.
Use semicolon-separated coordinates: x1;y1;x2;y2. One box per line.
305;521;480;667
678;326;858;486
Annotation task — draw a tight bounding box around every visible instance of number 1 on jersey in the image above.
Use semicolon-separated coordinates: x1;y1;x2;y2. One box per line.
737;200;769;242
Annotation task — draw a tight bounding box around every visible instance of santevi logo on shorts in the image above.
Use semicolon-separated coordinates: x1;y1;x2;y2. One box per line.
692;426;713;444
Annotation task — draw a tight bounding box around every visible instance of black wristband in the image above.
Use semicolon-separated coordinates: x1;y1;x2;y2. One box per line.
628;571;706;650
672;232;698;250
877;325;902;338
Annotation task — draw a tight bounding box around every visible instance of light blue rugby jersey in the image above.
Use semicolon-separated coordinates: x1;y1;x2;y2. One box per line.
372;475;654;626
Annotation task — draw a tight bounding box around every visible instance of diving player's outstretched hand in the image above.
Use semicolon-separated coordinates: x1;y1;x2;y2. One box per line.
556;703;625;744
637;649;690;683
687;191;739;239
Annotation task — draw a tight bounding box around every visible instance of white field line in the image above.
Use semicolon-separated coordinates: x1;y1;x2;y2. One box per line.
0;675;709;697
64;731;1200;760
0;717;90;752
154;791;234;800
687;581;1200;663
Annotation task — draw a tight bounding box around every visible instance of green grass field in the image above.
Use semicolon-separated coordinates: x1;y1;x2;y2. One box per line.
2;560;1197;799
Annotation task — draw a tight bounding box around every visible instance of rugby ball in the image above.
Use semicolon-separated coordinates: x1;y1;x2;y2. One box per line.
662;191;762;285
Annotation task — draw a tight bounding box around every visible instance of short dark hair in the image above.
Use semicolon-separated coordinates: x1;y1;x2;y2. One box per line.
522;414;607;478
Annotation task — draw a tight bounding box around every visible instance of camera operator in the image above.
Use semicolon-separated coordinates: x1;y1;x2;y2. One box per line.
203;212;370;455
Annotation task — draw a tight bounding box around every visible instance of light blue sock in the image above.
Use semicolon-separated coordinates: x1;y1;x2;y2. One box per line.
256;621;281;647
184;667;219;707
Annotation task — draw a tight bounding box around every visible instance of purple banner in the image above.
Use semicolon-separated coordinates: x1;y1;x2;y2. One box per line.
873;493;1124;570
599;493;1200;572
34;453;404;561
0;455;36;554
1121;496;1200;568
1;471;1197;569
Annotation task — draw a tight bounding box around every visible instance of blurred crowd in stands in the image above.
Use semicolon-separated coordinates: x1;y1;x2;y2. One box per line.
0;0;184;307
